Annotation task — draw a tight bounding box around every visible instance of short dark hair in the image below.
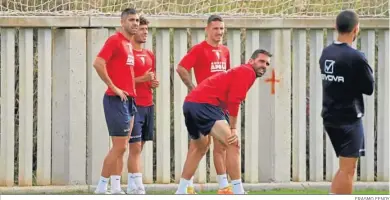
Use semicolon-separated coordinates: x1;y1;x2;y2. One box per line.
121;8;137;18
139;16;149;26
336;10;359;33
207;15;223;24
251;49;272;59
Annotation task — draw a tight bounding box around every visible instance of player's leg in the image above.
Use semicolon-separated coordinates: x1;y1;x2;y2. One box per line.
213;111;231;194
185;138;197;194
141;105;155;150
176;136;211;194
126;106;145;194
176;102;211;194
326;120;364;194
213;139;231;193
208;120;244;194
110;98;136;194
95;95;132;194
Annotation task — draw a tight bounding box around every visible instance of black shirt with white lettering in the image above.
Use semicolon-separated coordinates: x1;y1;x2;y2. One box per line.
319;42;374;125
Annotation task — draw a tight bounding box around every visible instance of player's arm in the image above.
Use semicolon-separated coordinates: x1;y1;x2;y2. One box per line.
176;47;198;91
226;49;231;70
226;70;250;130
149;51;159;88
93;37;117;90
355;53;374;95
135;69;154;83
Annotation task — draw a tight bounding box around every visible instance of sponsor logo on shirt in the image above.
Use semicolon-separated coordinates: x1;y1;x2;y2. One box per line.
322;59;344;83
125;43;134;66
210;50;227;72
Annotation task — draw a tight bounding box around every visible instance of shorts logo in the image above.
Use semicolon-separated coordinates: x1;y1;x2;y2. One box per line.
129;135;141;139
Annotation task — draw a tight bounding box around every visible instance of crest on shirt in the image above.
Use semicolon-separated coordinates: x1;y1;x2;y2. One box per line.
140;56;145;65
213;50;220;60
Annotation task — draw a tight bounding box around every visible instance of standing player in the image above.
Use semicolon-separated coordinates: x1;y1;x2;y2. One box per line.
92;8;139;194
175;49;272;195
126;16;159;194
176;14;231;194
319;10;374;194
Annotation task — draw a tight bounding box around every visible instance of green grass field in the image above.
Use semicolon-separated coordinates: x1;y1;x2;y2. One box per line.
35;189;389;195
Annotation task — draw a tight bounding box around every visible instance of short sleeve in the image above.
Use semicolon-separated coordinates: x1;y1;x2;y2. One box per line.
178;45;199;70
97;36;117;63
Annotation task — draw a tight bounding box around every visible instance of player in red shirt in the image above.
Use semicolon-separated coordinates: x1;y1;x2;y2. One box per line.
92;8;139;194
175;49;272;195
126;16;159;194
176;15;232;194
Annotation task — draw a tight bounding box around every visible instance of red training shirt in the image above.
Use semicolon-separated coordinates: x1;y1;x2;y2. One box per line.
185;64;256;117
97;32;136;97
179;41;231;84
133;49;155;107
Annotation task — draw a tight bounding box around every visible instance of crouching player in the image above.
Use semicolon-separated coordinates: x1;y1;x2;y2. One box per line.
175;49;272;194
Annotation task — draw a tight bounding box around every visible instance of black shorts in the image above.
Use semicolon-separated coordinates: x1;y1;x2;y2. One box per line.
183;102;228;140
103;94;137;137
129;105;155;143
324;118;365;158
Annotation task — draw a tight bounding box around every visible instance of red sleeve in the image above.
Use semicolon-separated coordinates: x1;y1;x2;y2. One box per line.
178;45;198;70
97;36;117;63
149;50;156;73
227;67;255;116
226;49;231;70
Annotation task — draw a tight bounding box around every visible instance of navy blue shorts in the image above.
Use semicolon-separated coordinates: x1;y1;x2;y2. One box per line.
324;118;365;158
129;105;154;143
103;94;137;137
183;102;228;140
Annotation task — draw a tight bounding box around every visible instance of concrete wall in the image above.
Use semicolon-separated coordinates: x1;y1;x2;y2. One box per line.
0;16;389;186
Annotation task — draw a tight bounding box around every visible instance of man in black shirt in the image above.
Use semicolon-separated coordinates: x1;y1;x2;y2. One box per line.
319;10;374;194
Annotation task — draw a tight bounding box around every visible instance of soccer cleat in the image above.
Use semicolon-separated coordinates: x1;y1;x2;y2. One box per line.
110;189;126;194
217;186;234;194
127;188;146;194
186;186;197;194
94;189;111;194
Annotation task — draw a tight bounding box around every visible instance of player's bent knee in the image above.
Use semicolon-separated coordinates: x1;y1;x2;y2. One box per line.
339;156;358;174
198;145;209;155
112;145;127;155
228;140;240;153
213;141;226;154
129;142;142;155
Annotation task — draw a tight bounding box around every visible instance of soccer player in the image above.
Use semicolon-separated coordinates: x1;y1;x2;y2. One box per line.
126;16;158;194
319;10;374;194
176;14;232;194
175;49;272;195
92;8;139;194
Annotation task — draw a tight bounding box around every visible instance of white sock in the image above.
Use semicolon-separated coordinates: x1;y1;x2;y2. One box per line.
127;173;136;191
188;176;194;187
176;178;190;194
110;175;121;191
96;176;109;192
231;179;244;194
217;174;229;189
133;173;145;190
